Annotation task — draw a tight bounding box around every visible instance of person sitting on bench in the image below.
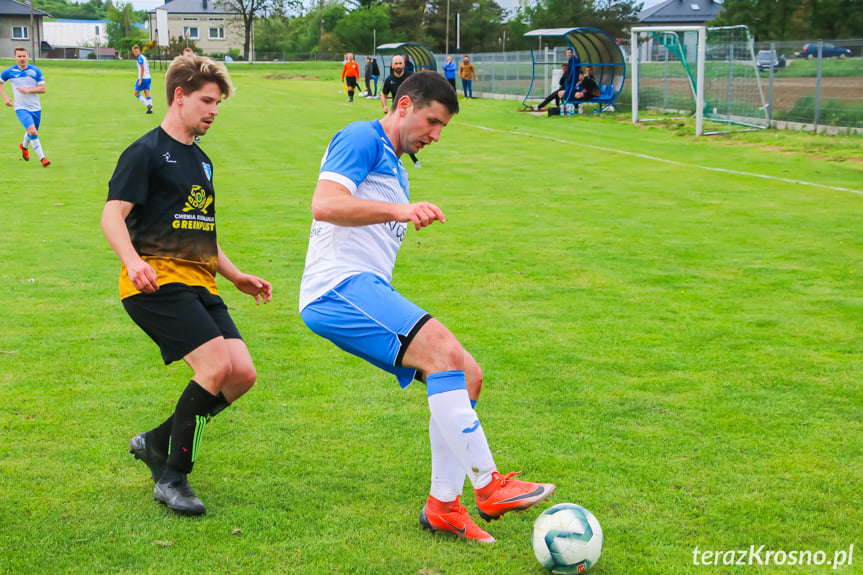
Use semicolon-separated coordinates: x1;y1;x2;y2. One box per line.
534;63;569;111
573;71;600;101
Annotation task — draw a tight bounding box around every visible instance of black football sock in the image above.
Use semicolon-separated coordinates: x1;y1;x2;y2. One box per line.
151;392;230;454
164;380;220;475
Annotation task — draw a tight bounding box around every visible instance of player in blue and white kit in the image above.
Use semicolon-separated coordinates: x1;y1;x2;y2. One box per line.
132;44;153;114
0;47;50;166
300;71;555;544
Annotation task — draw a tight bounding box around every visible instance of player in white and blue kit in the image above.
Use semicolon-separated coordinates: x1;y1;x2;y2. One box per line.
132;44;153;114
300;71;555;544
0;47;50;166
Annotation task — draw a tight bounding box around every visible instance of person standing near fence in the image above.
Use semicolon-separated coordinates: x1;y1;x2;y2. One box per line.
459;55;477;99
364;56;379;97
442;56;457;91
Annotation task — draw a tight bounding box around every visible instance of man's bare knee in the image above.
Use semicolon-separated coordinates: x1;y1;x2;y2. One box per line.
465;358;483;400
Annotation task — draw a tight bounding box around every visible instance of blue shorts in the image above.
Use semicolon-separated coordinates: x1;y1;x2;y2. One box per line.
15;109;40;131
300;272;432;388
135;78;152;92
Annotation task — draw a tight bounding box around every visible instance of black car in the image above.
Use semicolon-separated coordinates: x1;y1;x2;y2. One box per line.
756;50;786;72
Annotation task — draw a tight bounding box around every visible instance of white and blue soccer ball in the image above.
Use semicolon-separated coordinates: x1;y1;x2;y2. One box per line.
532;503;603;574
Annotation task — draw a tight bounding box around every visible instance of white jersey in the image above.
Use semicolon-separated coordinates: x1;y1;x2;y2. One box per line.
0;64;44;112
137;54;151;80
299;119;410;311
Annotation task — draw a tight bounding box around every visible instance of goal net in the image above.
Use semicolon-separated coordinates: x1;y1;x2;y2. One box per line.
630;25;769;135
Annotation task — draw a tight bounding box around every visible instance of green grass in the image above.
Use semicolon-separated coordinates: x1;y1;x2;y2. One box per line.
1;61;862;574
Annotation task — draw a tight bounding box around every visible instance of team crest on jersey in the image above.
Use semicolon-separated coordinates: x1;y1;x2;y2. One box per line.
183;185;213;214
201;162;212;181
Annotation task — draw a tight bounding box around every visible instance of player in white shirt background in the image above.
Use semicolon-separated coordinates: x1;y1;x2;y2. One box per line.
132;44;153;114
0;46;50;167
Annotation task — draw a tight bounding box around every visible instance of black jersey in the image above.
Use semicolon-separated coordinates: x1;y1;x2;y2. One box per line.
381;71;410;102
108;126;219;299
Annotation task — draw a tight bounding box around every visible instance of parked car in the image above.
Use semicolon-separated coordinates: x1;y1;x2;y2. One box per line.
796;42;852;59
756;50;786;72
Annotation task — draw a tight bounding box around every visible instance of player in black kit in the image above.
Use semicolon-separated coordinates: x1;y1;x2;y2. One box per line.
101;55;272;515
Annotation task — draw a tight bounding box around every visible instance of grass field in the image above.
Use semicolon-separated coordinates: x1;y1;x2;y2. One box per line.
1;60;862;574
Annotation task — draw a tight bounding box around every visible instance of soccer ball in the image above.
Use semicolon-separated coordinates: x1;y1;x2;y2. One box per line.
532;503;603;574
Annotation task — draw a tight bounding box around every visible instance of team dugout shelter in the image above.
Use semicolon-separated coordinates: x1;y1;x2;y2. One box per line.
522;27;626;113
375;42;438;75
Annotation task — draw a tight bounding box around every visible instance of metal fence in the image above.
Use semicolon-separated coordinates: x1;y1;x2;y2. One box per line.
355;38;863;133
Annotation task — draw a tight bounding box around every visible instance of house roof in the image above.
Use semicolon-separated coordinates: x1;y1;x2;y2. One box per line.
638;0;723;24
0;0;50;17
149;0;237;15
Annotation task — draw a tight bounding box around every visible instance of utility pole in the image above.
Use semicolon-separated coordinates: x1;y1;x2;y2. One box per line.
29;0;36;60
446;0;450;56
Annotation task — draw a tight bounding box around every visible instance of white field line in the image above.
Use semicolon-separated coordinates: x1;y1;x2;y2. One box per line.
461;122;863;196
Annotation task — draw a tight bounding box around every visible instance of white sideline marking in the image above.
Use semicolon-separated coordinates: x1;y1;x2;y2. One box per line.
462;123;863;196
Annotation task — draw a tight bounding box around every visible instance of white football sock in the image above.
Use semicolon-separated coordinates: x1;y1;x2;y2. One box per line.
138;94;148;105
426;371;496;490
429;415;466;502
22;132;30;149
146;97;152;107
29;135;45;160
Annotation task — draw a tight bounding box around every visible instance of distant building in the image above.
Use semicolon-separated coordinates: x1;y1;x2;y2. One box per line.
148;0;246;57
0;0;50;58
638;0;723;26
43;19;109;49
45;45;117;60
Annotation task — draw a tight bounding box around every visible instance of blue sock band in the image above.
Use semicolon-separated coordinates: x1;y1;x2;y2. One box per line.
470;399;477;409
426;370;467;397
29;134;37;141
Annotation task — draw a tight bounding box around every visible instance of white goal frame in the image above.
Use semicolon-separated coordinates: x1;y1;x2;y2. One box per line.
631;25;707;136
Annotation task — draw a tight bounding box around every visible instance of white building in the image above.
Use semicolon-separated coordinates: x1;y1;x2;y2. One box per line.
43;19;108;48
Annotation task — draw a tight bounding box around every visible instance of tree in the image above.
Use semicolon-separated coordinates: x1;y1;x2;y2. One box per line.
512;0;639;42
425;0;506;53
333;4;393;52
710;0;863;41
385;0;428;44
592;0;641;39
106;0;147;54
35;0;108;19
216;0;303;60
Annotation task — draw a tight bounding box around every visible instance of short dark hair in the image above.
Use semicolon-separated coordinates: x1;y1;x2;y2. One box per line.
394;71;459;115
165;54;234;106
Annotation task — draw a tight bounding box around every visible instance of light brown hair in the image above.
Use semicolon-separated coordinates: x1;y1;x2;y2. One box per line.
165;55;234;106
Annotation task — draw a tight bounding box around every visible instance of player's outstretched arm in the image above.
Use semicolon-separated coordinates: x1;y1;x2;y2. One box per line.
0;81;11;106
312;180;445;230
216;244;272;305
101;200;160;293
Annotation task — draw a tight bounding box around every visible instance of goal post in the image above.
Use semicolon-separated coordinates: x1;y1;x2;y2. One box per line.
631;25;768;136
631;26;706;136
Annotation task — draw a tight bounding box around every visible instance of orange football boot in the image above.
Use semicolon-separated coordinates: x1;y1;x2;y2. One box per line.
419;495;495;543
474;471;555;521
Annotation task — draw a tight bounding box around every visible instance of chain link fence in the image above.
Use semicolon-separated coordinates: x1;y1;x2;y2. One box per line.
355;39;863;133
